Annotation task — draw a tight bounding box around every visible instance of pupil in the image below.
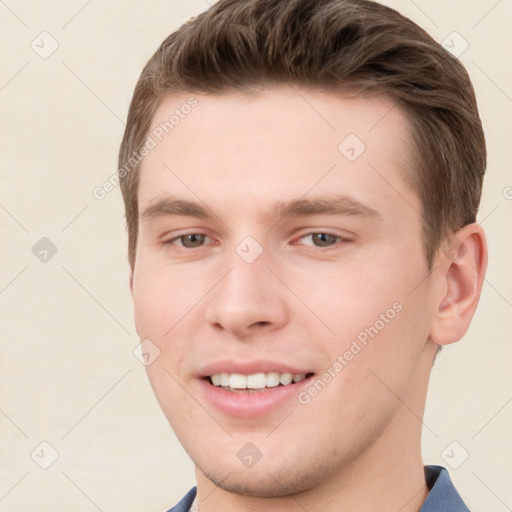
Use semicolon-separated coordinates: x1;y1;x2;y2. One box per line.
313;233;335;246
183;234;204;247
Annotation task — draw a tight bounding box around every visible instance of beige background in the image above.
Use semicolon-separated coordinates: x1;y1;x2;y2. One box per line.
0;0;511;510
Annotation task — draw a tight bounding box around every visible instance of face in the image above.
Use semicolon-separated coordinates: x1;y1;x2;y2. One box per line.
131;86;438;496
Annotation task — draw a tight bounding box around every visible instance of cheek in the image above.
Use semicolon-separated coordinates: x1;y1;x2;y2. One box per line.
333;287;432;405
132;264;207;398
132;263;200;339
132;278;167;339
132;268;197;421
313;249;432;367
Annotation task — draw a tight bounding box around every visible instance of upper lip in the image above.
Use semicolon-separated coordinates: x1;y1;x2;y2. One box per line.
198;360;313;378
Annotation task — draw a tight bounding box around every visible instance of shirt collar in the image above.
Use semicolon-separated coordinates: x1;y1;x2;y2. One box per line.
419;465;470;512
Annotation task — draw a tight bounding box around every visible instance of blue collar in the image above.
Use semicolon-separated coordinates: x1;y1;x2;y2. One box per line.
419;465;470;511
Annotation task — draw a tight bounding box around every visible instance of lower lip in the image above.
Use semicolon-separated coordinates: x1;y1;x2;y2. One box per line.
198;377;313;418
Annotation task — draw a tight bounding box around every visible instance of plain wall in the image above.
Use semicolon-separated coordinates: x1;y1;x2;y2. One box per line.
1;0;511;510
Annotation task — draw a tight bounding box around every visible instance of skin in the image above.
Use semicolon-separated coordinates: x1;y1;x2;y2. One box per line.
130;86;487;512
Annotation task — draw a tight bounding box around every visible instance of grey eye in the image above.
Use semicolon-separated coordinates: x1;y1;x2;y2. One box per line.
308;233;340;247
179;234;207;248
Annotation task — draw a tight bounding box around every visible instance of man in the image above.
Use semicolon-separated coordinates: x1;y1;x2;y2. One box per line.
118;0;487;510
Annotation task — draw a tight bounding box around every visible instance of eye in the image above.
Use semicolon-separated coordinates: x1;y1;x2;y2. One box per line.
298;233;346;247
167;233;212;248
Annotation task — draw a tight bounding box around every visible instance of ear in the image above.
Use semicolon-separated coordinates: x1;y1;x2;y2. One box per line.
429;223;488;346
129;272;134;295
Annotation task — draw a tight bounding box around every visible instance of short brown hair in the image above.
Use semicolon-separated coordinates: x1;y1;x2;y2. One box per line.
118;0;486;272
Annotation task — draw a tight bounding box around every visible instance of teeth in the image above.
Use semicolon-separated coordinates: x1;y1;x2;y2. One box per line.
247;373;266;389
209;372;310;390
279;373;293;385
265;372;280;388
229;373;247;389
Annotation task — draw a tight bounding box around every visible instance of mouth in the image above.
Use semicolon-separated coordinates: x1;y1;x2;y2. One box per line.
197;362;316;417
205;372;315;393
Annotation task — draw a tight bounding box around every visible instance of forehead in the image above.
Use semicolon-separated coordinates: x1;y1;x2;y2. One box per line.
138;86;417;218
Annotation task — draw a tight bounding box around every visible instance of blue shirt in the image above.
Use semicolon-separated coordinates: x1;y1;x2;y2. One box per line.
166;465;470;512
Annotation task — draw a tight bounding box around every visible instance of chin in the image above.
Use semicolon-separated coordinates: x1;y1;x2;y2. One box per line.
195;449;344;498
202;467;314;497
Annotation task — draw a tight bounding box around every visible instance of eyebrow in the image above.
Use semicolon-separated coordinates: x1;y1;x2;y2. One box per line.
139;195;380;222
140;198;209;221
272;196;380;219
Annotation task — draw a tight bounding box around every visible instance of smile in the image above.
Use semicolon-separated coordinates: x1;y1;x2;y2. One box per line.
209;372;313;392
200;372;315;417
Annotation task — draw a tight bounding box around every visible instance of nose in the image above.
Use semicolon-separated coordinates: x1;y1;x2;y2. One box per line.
204;249;290;339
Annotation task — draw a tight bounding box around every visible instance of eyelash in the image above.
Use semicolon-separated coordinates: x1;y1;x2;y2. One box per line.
164;232;351;249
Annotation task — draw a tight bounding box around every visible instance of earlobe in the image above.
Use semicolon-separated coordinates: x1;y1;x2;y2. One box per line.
429;224;488;346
